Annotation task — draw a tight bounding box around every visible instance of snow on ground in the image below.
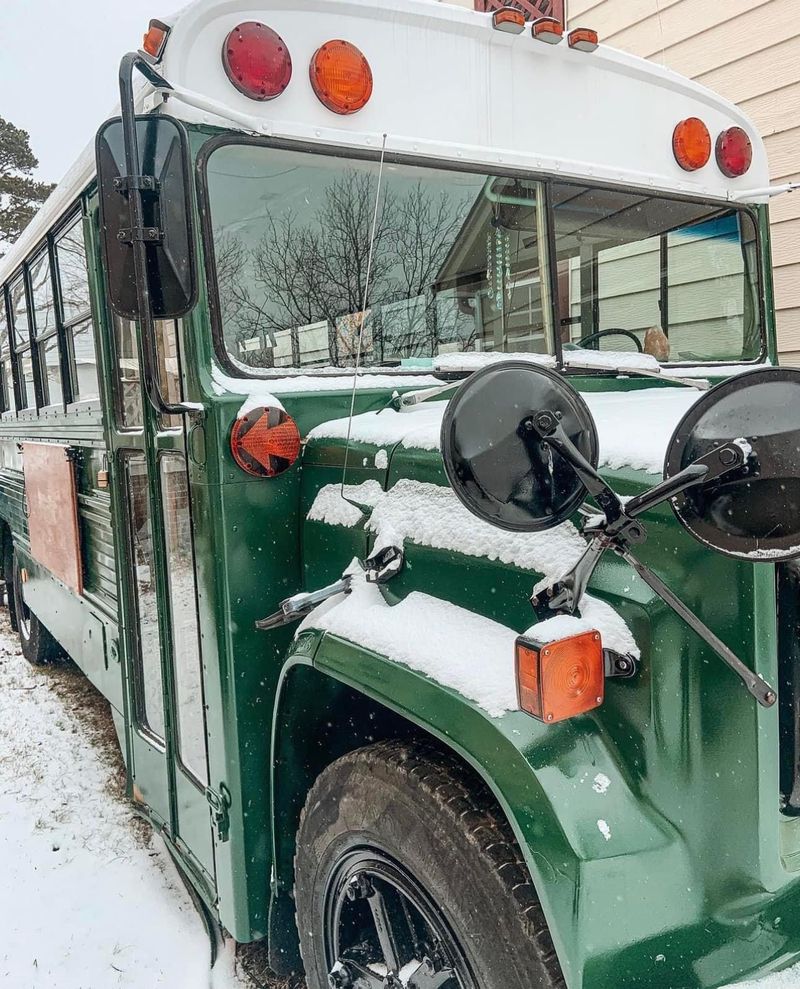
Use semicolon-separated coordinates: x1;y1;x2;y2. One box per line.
0;612;258;989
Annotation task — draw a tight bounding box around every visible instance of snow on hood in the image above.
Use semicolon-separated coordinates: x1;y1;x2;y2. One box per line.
306;479;640;661
299;569;519;718
307;387;704;474
433;351;556;373
309;479;587;578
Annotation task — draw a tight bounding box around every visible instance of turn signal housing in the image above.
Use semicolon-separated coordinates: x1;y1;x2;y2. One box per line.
310;40;373;115
492;8;527;34
568;28;599;52
515;629;604;723
716;127;753;178
222;21;292;101
230;407;301;478
532;17;563;44
673;117;711;171
142;19;170;61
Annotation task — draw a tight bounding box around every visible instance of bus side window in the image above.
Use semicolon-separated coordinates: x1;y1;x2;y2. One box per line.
113;317;181;430
0;290;15;415
160;454;208;785
9;273;35;411
123;452;166;742
55;215;99;404
29;248;62;409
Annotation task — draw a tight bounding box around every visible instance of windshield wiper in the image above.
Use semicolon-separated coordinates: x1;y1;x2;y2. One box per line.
564;361;710;391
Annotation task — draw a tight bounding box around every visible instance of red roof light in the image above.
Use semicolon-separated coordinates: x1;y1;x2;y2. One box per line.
568;28;599;52
222;21;292;102
532;17;564;44
492;8;527;34
716;127;753;178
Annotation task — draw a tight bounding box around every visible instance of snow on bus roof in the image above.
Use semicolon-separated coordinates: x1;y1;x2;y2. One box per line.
307;384;705;474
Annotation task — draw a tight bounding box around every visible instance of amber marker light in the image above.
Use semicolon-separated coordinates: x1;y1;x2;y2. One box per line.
310;40;373;115
492;7;527;34
141;19;170;61
532;17;564;44
515;629;605;724
673;117;712;171
230;407;301;478
567;28;599;52
716;127;753;178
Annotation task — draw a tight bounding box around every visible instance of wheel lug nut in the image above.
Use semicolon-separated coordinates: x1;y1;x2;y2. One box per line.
345;872;374;901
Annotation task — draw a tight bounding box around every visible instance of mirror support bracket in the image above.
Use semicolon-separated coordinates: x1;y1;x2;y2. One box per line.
116;51;197;418
529;416;775;708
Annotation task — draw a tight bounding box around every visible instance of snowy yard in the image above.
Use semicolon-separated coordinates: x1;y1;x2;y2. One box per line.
1;602;800;989
0;611;290;989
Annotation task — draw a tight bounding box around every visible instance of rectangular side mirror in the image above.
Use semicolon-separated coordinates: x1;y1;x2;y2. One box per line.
95;115;196;320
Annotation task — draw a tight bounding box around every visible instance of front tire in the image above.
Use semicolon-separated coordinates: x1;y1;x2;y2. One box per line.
295;740;565;989
12;551;62;666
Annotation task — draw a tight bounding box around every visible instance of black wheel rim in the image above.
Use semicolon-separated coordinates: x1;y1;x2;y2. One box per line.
323;847;477;989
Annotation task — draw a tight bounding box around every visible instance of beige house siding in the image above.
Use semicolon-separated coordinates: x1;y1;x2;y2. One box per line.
566;0;800;363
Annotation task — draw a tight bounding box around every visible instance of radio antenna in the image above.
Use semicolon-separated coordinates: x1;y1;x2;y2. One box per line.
342;133;389;488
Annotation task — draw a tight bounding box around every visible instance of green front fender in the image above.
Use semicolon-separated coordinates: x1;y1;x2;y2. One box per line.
271;630;800;988
270;629;711;989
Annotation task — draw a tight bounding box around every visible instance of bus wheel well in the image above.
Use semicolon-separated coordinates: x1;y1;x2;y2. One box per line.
269;662;525;978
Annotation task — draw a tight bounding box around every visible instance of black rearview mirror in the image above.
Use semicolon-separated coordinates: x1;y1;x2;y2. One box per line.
95;115;196;320
665;367;800;561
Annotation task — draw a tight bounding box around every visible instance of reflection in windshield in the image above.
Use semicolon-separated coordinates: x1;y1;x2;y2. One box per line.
206;146;551;372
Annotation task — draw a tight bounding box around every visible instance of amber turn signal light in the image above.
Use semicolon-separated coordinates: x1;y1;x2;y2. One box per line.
532;17;563;44
310;40;373;115
515;629;604;724
230;407;301;478
673;117;711;171
492;8;527;34
568;28;599;52
142;19;170;61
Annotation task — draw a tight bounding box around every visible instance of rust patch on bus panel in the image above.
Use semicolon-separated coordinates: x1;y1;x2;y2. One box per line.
22;443;83;596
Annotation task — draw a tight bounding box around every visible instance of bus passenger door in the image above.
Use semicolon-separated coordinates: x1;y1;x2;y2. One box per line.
106;309;216;886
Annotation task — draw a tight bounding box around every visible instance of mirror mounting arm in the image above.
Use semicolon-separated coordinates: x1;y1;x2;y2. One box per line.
117;52;196;418
619;549;776;709
527;412;626;523
625;444;745;519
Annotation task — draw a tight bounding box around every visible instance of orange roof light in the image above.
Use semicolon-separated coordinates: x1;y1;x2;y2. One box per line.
532;17;564;44
142;19;170;61
492;7;527;35
673;117;712;171
310;40;373;115
515;629;604;724
568;27;599;52
230;407;301;478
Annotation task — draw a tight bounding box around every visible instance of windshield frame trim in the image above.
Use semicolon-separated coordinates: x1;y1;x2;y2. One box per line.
195;131;768;381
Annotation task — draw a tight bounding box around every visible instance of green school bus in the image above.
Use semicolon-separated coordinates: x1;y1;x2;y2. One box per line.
4;1;800;986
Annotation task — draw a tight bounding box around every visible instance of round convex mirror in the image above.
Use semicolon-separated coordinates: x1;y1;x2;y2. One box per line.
440;361;598;532
664;367;800;561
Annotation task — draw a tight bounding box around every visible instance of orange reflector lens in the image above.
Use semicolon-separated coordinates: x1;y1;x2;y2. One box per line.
492;8;527;34
310;40;373;115
568;27;599;52
673;117;711;171
230;407;301;478
716;127;753;178
515;630;604;724
532;17;564;44
142;19;170;60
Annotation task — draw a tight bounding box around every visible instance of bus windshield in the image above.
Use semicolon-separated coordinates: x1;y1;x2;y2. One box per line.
204;143;763;374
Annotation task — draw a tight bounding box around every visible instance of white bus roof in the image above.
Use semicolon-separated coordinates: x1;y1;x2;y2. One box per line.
0;0;770;287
